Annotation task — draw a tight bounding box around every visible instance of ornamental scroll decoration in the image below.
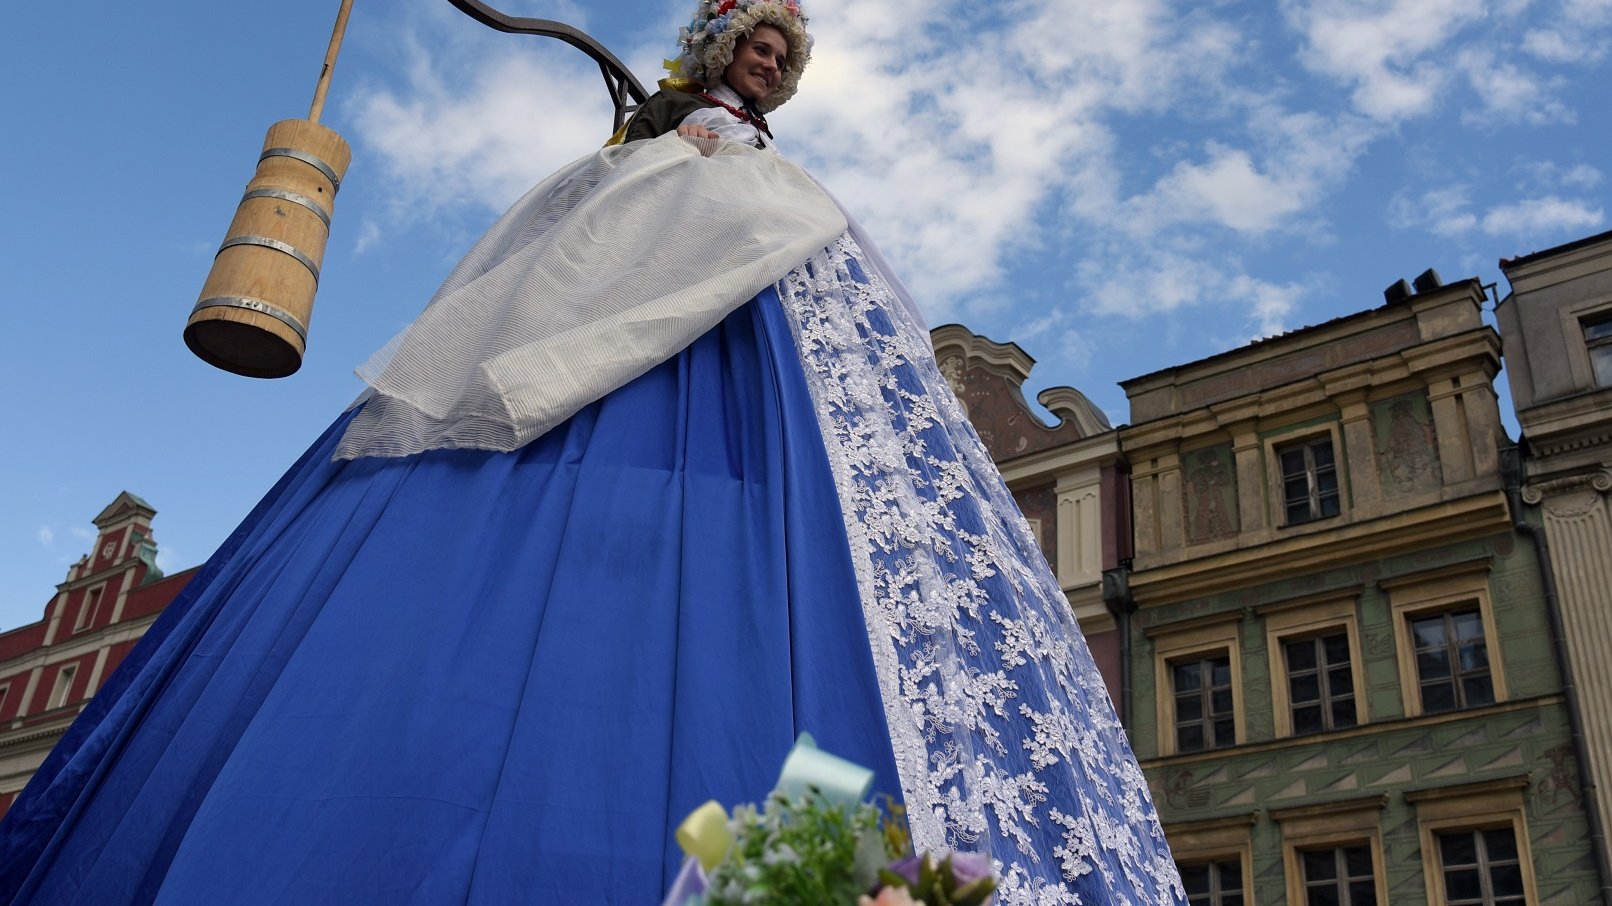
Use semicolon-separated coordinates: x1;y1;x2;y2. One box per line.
1521;468;1612;518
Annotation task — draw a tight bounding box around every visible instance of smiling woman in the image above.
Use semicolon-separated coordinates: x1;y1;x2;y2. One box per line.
0;2;1184;903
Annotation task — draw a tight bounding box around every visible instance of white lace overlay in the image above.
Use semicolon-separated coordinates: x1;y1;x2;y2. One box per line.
776;236;1185;905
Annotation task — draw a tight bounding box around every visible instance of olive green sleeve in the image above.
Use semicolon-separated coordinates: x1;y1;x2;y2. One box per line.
623;90;718;143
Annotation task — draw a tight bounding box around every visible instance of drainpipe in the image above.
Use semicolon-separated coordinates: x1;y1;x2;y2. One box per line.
1500;442;1612;906
1102;565;1135;730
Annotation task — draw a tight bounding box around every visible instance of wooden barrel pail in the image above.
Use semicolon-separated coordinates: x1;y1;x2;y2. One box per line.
185;119;352;378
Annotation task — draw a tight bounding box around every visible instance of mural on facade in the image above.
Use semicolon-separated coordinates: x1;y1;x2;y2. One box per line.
1184;444;1239;543
1372;392;1441;494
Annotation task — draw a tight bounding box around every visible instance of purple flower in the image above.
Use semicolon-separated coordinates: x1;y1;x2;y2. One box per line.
887;851;993;886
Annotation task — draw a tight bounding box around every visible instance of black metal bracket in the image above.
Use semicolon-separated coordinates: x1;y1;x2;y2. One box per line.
443;0;650;132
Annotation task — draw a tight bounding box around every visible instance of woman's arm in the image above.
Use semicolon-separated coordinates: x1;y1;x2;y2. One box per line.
623;91;719;142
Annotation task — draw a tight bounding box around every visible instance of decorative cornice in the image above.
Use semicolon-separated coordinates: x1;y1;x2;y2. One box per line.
1522;468;1612;504
1162;811;1260;834
1252;585;1366;617
1403;774;1529;804
997;431;1121;486
0;722;69;753
1531;429;1612;459
1374;555;1494;591
1269;793;1389;823
1131;492;1512;607
1140;695;1566;770
929;325;1035;382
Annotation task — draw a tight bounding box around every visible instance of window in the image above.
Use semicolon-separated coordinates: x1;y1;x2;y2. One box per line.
1173;654;1235;753
1274;797;1387;906
1181;859;1246;906
1410;608;1494;714
1150;614;1244;757
48;664;78;710
1263;593;1369;739
1585;313;1612;388
1278;437;1340;525
1437;828;1526;905
1285;632;1358;734
74;585;104;633
1165;815;1256;906
1384;563;1507;718
1409;777;1536;906
1300;845;1378;905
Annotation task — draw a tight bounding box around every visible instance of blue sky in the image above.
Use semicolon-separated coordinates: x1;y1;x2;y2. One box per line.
2;0;1608;631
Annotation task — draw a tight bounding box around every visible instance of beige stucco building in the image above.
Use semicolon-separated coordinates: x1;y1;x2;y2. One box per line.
1498;228;1612;879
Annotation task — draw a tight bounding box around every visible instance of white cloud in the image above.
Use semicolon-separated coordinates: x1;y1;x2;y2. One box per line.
1561;164;1605;188
1518;160;1604;190
1458;49;1574;124
1077;244;1304;340
1283;0;1487;120
348;29;617;217
1144;146;1307;234
1480;196;1605;235
779;0;1253;312
156;547;183;574
1387;185;1604;239
1389;186;1481;236
353;220;383;256
1056;328;1099;368
1522;0;1612;62
1231;275;1304;338
36;526;53;547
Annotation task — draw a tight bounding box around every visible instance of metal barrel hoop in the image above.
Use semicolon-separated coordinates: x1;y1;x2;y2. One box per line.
217;235;322;284
191;296;310;342
259;147;343;194
240;187;333;227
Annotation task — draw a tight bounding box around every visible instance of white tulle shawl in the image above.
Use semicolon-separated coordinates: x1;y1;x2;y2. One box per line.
334;133;849;459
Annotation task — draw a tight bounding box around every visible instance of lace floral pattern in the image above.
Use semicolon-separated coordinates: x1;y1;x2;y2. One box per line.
776;235;1186;905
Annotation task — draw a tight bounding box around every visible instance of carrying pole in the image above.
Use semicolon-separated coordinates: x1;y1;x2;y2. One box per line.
309;0;356;124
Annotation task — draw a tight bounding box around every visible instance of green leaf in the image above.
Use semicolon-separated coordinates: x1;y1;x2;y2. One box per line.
878;868;914;892
918;854;937;894
937;854;957;894
950;877;998;906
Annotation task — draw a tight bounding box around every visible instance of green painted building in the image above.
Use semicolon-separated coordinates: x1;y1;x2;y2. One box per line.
1115;275;1605;905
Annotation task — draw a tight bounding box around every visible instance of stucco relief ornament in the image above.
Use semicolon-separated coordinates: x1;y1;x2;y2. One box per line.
1521;468;1612;516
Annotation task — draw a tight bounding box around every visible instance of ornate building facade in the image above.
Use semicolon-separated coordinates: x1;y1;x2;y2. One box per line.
0;493;194;815
1497;228;1612;883
1115;275;1604;904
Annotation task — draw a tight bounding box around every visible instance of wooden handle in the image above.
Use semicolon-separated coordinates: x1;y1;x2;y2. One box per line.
308;0;356;123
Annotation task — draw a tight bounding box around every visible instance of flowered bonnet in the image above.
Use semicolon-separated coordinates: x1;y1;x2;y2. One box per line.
670;0;812;113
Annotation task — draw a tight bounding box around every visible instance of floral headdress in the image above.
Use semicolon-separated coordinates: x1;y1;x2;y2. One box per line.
669;0;812;114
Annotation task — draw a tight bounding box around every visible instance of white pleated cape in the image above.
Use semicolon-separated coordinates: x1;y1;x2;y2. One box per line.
335;133;847;459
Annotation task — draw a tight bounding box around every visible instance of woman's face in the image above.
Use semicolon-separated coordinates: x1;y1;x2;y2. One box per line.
723;24;789;103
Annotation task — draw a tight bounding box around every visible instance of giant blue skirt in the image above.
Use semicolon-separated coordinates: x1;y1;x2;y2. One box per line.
0;289;900;903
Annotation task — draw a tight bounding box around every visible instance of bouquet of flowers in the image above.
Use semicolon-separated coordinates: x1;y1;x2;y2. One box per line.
662;735;996;906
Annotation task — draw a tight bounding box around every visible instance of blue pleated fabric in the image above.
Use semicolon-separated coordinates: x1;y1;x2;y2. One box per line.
0;289;899;904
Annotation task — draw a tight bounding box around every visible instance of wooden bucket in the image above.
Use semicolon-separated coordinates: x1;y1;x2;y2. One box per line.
185;119;352;378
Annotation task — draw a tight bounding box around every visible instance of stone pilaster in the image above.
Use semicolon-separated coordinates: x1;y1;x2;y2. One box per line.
1525;467;1612;869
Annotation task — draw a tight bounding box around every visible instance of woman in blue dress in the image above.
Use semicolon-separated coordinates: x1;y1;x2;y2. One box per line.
0;2;1183;902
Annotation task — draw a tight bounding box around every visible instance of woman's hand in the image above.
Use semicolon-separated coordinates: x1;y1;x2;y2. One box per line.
676;124;720;140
